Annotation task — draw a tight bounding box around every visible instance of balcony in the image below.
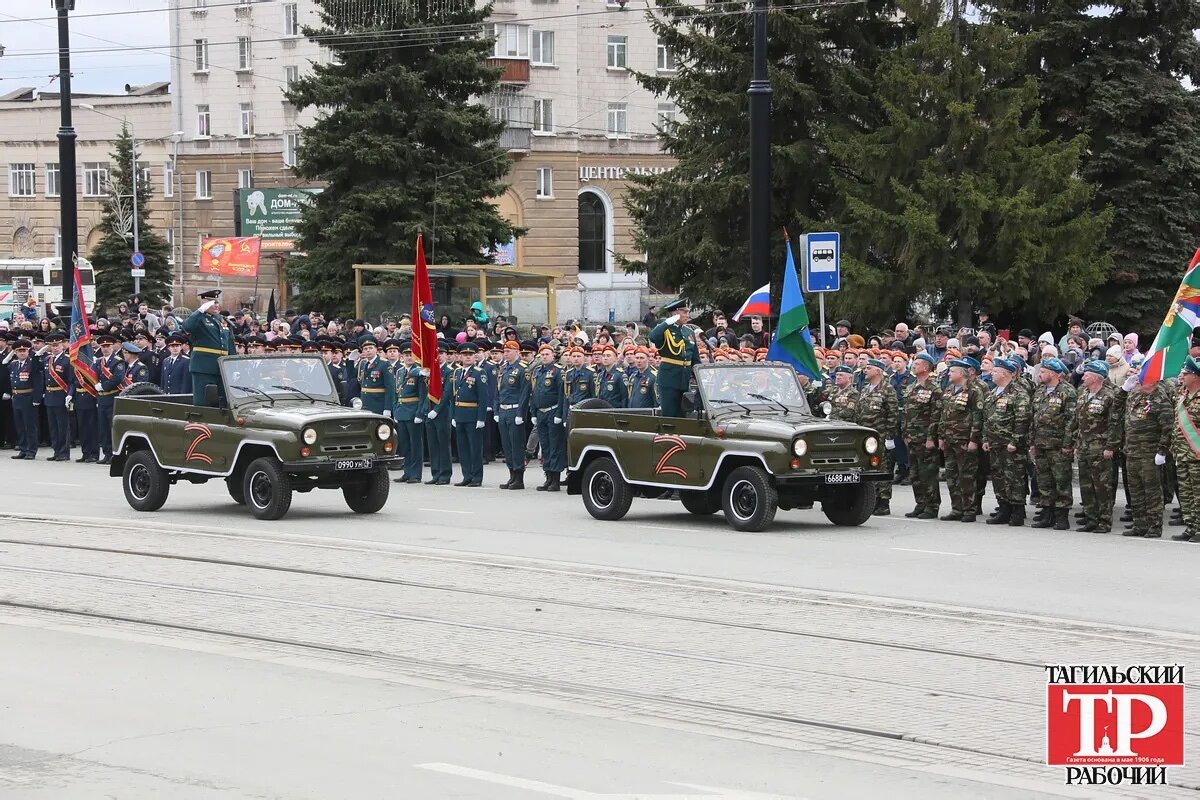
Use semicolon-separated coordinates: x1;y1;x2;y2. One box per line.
500;127;531;153
486;57;530;85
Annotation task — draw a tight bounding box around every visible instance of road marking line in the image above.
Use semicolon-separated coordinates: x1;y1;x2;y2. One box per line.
640;525;706;533
33;482;80;487
890;547;966;557
416;508;474;515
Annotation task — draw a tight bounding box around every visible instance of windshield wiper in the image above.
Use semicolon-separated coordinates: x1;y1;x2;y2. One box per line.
229;384;275;406
708;397;754;415
271;383;326;404
747;392;791;415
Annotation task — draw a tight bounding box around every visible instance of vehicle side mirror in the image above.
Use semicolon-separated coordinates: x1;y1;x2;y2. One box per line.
821;401;833;418
680;390;698;414
204;384;220;407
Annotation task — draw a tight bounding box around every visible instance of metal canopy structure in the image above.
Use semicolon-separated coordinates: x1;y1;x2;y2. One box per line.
352;263;557;325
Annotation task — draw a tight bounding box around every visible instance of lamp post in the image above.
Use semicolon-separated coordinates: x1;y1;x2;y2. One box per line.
748;0;772;291
172;131;184;305
54;0;78;316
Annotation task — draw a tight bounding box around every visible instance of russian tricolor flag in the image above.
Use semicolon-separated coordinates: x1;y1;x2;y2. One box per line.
732;283;771;322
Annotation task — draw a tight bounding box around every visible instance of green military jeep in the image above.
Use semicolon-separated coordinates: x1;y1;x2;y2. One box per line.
566;362;891;531
110;354;400;520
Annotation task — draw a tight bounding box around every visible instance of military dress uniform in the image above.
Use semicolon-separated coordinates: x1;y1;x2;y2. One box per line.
1122;382;1173;538
1171;366;1200;540
939;368;985;521
496;352;531;489
452;348;486;486
7;344;43;459
72;356;100;463
424;355;455;485
565;359;595;410
902;367;943;518
981;360;1032;526
42;341;75;461
594;364;629;408
856;371;899;510
827;376;861;423
531;351;568;491
354;353;397;415
1075;370;1124;533
121;349;151;388
95;342;123;462
160;349;192;396
627;367;658;409
648;300;699;417
183;297;235;406
392;352;429;484
1029;361;1077;530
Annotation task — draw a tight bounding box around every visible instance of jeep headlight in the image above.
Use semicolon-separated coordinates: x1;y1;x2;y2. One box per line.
376;422;392;441
792;438;807;457
864;436;879;454
302;427;318;445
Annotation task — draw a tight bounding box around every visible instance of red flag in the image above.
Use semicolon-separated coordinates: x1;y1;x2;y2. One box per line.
412;234;443;403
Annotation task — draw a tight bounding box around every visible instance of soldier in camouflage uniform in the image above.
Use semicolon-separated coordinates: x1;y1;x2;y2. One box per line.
857;358;900;515
903;352;943;519
1170;357;1200;541
827;366;861;423
1075;360;1124;533
938;359;985;522
1120;372;1173;538
1029;358;1077;531
982;358;1032;526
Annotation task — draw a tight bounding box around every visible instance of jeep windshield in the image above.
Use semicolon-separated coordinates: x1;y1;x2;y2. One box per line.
221;355;339;404
696;365;811;414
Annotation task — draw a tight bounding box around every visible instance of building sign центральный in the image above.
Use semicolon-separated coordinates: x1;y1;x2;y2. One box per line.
579;165;671;183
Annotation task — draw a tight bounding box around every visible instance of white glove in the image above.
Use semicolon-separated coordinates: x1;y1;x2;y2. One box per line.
451;419;456;428
475;420;485;430
427;409;437;420
65;397;73;410
554;416;563;425
1155;453;1167;466
884;439;896;450
1;393;9;400
532;416;538;425
666;315;680;325
351;397;363;409
419;368;430;377
94;382;103;392
199;300;217;313
514;416;523;425
1122;375;1137;392
415;417;423;424
383;409;392;419
32;402;40;407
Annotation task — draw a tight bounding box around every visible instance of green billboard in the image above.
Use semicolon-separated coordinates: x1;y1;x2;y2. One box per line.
234;188;320;252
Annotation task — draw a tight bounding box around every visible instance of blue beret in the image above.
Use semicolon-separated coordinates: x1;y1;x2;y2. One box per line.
1041;357;1065;375
832;365;853;376
949;358;973;371
866;358;887;370
1183;357;1200;377
963;357;981;371
914;352;936;367
1083;359;1109;376
1010;353;1027;367
993;358;1017;373
120;342;142;354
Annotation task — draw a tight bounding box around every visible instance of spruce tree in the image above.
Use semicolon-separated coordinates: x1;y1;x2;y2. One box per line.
624;0;904;311
286;0;519;314
825;0;1111;328
90;125;172;312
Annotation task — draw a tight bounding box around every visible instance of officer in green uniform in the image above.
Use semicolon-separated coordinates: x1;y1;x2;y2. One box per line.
982;358;1032;526
393;341;428;484
182;289;235;406
496;340;531;490
352;337;397;416
856;358;899;515
648;298;699;417
938;358;985;522
1120;371;1173;538
1171;357;1200;541
827;366;860;422
1029;358;1077;530
1075;360;1123;533
902;352;942;519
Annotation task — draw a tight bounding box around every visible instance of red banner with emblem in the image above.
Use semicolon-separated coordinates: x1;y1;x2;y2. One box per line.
412;234;443;403
199;236;261;276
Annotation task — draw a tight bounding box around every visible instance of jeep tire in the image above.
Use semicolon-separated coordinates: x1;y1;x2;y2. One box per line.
679;489;720;515
581;457;633;521
225;475;246;505
720;465;778;532
122;450;170;512
822;483;876;527
243;456;293;520
117;381;162;397
343;469;390;514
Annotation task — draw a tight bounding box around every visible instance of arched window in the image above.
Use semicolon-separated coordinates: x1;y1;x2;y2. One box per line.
578;191;607;273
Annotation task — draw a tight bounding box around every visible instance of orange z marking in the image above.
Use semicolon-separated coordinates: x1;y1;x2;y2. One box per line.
653;434;688;478
184;422;214;465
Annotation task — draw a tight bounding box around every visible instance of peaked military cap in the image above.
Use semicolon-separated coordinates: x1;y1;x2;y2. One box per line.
198;289;221;300
11;338;32;350
120;342;142;354
44;331;67;342
663;298;689;313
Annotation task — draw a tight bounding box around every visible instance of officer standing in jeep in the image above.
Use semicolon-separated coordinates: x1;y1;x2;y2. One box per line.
648;299;699;417
183;289;235;406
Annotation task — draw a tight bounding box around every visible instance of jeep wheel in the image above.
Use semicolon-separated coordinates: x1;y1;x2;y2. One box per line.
122;450;170;512
117;381;162;397
225;475;246;505
343;469;390;514
581;457;633;521
679;489;720;515
720;466;778;532
243;457;293;520
822;483;876;527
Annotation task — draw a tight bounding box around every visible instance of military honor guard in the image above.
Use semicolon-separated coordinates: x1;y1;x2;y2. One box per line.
72;347;100;463
119;342;150;386
1120;371;1173;538
424;343;455;485
160;334;192;395
352;337;397;415
392;342;429;484
981;358;1032;526
856;358;899;515
452;342;486;487
593;344;629;408
1028;358;1077;530
7;338;43;460
648;299;699;417
183;290;236;406
938;358;985;522
902;352;942;519
496;340;531;490
93;335;123;464
41;331;75;461
1171;357;1200;541
1074;360;1123;533
626;347;658;409
531;343;567;491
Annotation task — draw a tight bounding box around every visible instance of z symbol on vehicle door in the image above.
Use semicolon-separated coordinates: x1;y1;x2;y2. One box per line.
653;434;688;478
184;422;213;465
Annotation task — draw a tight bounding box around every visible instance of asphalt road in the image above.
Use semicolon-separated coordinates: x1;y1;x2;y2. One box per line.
1;458;1197;799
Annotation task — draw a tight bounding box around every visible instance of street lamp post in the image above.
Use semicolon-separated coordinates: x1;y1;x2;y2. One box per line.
54;0;78;314
748;0;772;292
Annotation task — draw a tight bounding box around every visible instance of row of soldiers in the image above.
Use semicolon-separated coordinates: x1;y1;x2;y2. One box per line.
822;350;1200;540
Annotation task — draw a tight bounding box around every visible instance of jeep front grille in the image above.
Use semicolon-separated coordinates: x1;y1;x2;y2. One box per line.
811;456;859;466
321;443;370;453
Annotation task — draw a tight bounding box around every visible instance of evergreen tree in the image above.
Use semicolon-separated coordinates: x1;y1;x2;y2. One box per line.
825;0;1111;328
624;0;905;311
286;0;519;314
91;125;172;313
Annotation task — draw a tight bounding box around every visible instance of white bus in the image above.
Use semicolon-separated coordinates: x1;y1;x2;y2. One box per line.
0;257;96;321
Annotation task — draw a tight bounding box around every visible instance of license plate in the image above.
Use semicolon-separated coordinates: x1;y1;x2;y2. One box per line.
334;458;372;471
824;472;861;485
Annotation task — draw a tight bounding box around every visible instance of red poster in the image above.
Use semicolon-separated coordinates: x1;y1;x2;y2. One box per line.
199;236;261;276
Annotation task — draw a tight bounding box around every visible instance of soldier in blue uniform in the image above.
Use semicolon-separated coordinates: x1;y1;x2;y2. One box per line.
393;341;429;484
452;342;485;486
160;334;192;395
120;342;150;387
424;342;455;485
626;346;658;409
132;330;161;385
478;341;500;465
72;348;100;463
565;345;595;409
7;338;43;460
648;298;699;417
593;344;629;408
41;331;75;461
496;340;531;489
531;342;568;491
93;335;123;464
183;289;235;406
352;337;396;416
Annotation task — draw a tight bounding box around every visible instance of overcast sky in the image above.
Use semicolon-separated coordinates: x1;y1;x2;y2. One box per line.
0;0;170;95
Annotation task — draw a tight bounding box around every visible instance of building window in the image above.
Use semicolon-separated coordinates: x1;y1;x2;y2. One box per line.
607;36;627;69
492;23;529;58
536;167;553;199
239;103;255;137
531;30;554;66
45;163;60;197
54;227;62;258
83;163;109;197
656;40;678;72
136;161;151;188
194;38;209;71
285;65;300;88
606;103;628;137
533;98;554;134
238;168;254;189
7;163;34;197
578;192;607;273
164;160;175;197
196;170;212;200
283;2;299;36
657;102;677;130
284;131;300;167
165;228;175;264
237;36;253;71
196;104;211;136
